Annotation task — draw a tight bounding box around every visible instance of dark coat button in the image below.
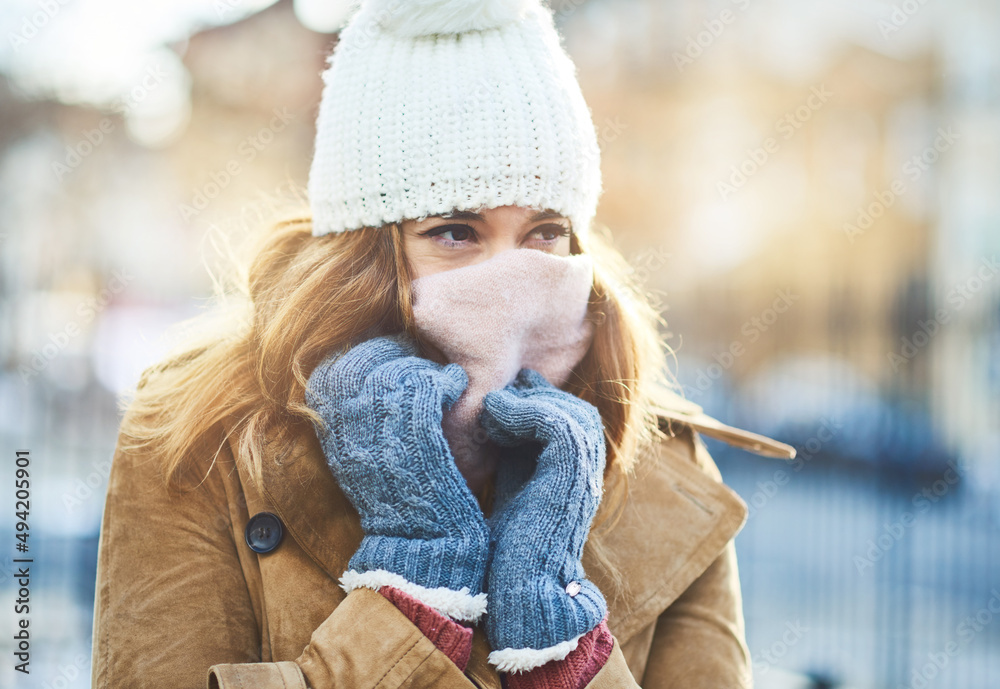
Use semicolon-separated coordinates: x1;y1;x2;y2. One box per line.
245;512;284;554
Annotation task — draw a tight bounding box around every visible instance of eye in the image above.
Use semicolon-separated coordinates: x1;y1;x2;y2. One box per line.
527;224;572;242
420;224;476;244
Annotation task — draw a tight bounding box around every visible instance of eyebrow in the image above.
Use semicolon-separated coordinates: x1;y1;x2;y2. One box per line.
437;209;568;223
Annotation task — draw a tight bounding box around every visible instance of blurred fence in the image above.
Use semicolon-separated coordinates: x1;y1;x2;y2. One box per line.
713;439;1000;689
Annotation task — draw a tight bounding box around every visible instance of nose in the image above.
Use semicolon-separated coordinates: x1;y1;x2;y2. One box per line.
475;235;522;264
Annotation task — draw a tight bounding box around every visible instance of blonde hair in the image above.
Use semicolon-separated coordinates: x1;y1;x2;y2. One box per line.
118;201;684;598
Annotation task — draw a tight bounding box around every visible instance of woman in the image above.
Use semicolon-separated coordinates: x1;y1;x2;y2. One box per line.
90;1;795;687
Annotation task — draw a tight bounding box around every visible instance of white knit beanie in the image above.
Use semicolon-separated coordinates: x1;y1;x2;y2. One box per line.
307;0;603;240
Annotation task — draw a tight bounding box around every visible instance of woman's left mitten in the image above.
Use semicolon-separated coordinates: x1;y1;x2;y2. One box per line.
305;334;490;622
479;368;608;672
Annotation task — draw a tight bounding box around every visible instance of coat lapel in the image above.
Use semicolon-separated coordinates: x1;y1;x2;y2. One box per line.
256;422;363;588
581;423;749;644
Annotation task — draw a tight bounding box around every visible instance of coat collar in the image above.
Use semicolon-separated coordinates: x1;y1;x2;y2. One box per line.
248;406;784;649
652;389;798;460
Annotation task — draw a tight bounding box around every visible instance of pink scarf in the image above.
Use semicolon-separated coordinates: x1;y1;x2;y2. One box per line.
411;249;595;493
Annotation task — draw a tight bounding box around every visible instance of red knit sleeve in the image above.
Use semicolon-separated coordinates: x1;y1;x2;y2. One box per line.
503;616;614;689
378;585;474;671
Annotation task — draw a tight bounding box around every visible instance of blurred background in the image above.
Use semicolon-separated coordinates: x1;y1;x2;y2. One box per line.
1;0;998;687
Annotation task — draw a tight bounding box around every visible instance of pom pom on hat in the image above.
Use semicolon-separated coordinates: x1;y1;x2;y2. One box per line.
366;0;536;37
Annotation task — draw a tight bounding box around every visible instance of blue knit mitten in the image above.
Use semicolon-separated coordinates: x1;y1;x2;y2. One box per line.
305;334;490;622
478;368;608;672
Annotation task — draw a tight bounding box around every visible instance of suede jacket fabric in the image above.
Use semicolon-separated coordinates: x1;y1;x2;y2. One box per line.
89;396;794;689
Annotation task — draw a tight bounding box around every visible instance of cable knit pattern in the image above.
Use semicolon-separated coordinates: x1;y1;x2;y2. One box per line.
305;334;491;622
307;0;603;238
478;369;609;672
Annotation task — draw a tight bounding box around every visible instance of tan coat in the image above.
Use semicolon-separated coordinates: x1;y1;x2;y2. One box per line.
90;396;793;689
